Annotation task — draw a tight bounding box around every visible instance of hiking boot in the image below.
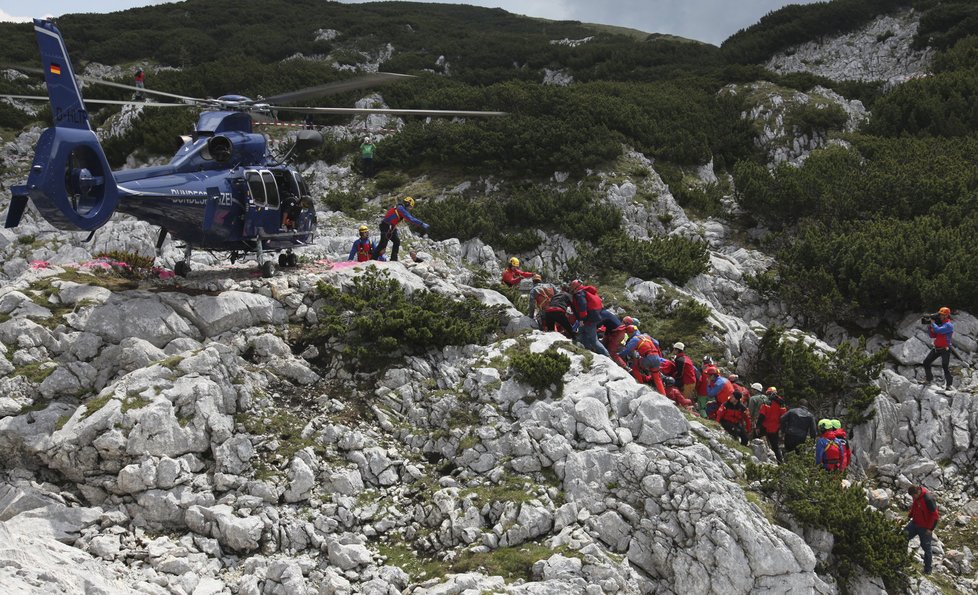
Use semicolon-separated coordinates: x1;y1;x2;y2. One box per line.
945;382;953;390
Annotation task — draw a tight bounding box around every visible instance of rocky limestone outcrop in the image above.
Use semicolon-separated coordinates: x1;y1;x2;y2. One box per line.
764;10;933;86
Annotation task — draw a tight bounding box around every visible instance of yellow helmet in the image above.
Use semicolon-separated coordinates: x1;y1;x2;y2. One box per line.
358;225;369;233
403;196;415;208
509;257;520;267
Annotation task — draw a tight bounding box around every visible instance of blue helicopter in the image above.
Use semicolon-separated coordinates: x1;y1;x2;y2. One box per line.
2;19;504;277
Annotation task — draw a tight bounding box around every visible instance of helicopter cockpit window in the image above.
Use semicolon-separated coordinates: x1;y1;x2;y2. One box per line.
261;171;280;209
246;171;266;206
293;172;309;199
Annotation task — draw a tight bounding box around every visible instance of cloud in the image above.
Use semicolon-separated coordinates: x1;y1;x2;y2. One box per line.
0;9;33;23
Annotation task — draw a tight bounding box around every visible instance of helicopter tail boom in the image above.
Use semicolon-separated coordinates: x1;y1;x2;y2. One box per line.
5;19;119;231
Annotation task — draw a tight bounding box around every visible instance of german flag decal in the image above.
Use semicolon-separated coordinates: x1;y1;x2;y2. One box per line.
50;63;62;75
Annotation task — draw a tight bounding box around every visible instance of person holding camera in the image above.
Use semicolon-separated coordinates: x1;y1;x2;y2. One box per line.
922;307;954;390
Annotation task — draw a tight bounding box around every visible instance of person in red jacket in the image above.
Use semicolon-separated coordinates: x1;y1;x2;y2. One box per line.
922;306;954;390
717;391;751;445
672;342;698;403
906;485;940;574
371;196;429;261
757;389;788;463
569;280;609;357
501;257;534;287
663;376;694;412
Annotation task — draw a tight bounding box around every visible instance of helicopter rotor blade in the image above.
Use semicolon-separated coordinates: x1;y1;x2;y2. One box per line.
2;63;208;105
259;72;416;105
1;94;193;108
266;105;507;117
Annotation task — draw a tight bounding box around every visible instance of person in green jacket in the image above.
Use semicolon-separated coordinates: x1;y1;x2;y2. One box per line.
359;136;376;178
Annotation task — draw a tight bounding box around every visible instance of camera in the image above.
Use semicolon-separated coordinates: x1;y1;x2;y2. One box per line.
921;313;941;324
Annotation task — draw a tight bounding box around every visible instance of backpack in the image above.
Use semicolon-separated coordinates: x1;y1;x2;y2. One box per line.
692;362;702;383
534;285;556;310
822;439;844;471
836;436;851;470
705;400;721;420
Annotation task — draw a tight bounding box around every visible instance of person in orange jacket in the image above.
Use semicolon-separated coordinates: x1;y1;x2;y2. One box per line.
757;388;788;463
501;257;534;287
717;391;751;445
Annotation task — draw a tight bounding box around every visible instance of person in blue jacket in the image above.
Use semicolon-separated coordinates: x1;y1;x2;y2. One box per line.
372;196;429;261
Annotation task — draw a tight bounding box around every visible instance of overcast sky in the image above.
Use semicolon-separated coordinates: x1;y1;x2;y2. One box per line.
0;0;820;45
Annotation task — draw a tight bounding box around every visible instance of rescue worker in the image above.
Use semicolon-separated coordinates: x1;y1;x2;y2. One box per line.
602;315;631;367
705;366;734;418
747;382;767;431
542;290;576;339
372;196;428;262
672;343;698;403
906;484;940;575
922;307;954;390
696;355;713;402
727;374;749;402
569;280;610;357
779;399;817;454
756;388;787;463
527;274;556;321
815;420;845;471
501;257;534;287
348;225;374;262
619;328;665;391
663;376;694;412
359;136;376;177
134;65;145;100
830;419;852;470
717;391;751;445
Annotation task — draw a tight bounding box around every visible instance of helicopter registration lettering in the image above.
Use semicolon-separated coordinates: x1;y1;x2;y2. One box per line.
169;189;233;206
55;107;87;125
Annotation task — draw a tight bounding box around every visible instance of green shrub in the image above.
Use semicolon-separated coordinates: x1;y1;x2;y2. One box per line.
511;346;571;394
373;170;409;192
784;101;849;137
593;232;709;286
310;268;502;370
747;454;911;591
322;190;365;214
747;327;885;425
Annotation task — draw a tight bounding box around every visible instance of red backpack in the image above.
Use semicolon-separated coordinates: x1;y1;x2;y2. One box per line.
822;439;844;471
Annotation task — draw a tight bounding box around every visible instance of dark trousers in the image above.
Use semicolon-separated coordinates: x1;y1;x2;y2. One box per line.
923;347;951;386
372;222;399;261
542;309;575;339
783;433;807;454
362;157;374;177
764;431;784;464
906;521;933;573
721;420;749;446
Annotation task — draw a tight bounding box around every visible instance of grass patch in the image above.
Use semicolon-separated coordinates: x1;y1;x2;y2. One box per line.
379;543;446;582
939;514;978;555
451;541;581;582
121;393;153;413
17;399;51;414
11;362;57;383
81;394;115;420
54;413;72;431
158;355;184;370
462;475;539;505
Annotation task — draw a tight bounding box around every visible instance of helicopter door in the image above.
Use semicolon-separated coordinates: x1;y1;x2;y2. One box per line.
243;169;283;238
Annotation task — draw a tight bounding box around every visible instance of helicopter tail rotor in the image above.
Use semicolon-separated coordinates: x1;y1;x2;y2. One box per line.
4;19;120;231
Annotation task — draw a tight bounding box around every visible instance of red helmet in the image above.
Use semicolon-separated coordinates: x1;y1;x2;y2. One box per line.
568;280;583;292
705;365;719;376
